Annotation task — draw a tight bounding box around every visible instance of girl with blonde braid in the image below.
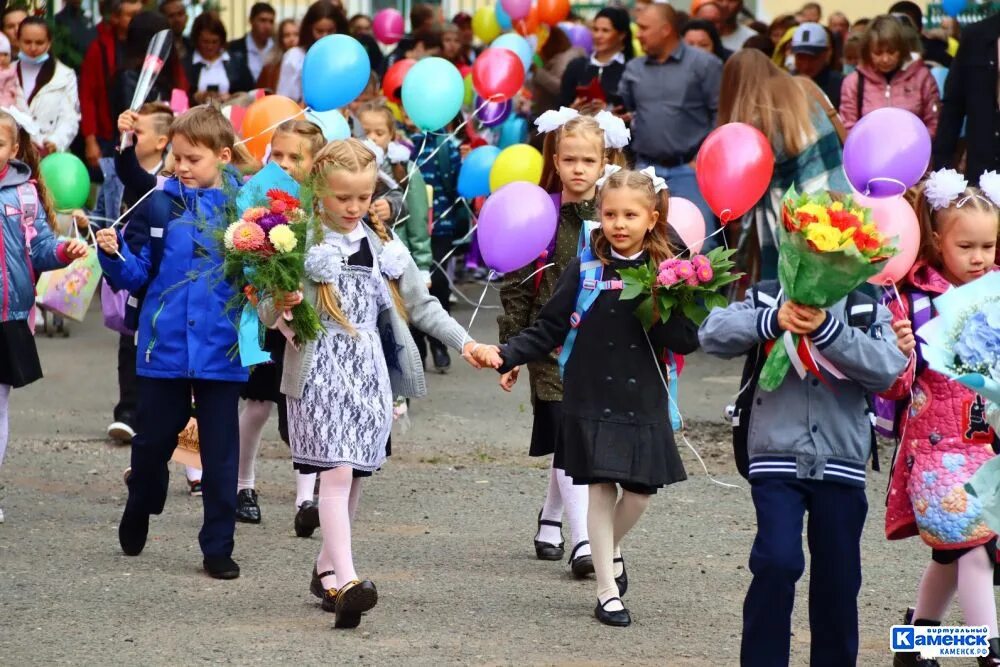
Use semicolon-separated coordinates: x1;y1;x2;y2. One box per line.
260;139;482;629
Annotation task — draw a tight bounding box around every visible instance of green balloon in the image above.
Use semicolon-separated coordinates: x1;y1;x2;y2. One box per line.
463;73;474;108
39;152;90;211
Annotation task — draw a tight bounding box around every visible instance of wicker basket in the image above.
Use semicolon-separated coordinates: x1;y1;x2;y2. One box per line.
171;417;202;469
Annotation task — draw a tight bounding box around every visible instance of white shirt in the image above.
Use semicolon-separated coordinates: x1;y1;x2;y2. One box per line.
194;51;231;94
611;249;643;261
276;46;305;102
18;58;42;100
323;223;367;257
245;34;272;82
590;51;625;69
720;23;758;51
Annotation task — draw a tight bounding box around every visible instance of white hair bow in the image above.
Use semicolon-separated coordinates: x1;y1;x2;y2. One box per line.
925;168;968;210
2;106;39;137
595;164;622;188
534;106;580;134
386;141;411;165
362;139;386;167
979;171;1000;208
594;110;631;149
640;166;669;194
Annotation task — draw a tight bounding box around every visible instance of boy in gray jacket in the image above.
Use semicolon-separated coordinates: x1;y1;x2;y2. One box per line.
700;288;907;667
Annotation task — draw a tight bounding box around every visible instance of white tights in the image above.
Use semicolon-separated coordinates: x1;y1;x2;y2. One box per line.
913;545;998;637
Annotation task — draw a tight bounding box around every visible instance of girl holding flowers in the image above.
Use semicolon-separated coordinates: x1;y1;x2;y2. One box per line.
498;108;627;579
477;169;701;627
881;169;1000;666
259;138;481;629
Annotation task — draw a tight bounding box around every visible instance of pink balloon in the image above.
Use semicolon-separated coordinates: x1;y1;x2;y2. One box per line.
501;0;532;20
667;197;706;254
854;192;921;286
373;9;405;45
478;182;557;273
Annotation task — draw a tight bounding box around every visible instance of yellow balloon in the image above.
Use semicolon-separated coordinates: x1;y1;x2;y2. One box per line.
489;144;543;192
386;100;404;123
473;5;502;44
631;23;644;57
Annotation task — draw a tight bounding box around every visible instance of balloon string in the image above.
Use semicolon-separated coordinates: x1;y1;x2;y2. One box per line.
864;177;907;197
411;98;491;173
112;184;158;228
466;270;495;331
395;134;427;225
235;106;308;147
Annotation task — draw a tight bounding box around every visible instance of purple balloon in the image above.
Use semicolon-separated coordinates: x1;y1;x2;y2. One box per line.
478;182;557;273
474;95;512;127
567;24;593;54
843;108;931;198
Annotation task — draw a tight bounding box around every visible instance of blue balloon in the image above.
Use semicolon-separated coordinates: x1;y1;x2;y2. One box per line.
492;32;533;74
402;57;464;131
303;35;371;111
304;108;351;141
498;115;528;148
942;0;967;17
458;145;502;198
495;3;512;30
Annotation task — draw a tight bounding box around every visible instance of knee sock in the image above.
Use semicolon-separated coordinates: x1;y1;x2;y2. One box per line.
588;483;622;611
612;491;650;577
295;471;317;509
0;384;10;470
537;464;564;545
556;467;590;557
958;546;999;637
349;477;363;522
318;467;358;590
914;560;957;622
185;465;202;483
237;400;272;491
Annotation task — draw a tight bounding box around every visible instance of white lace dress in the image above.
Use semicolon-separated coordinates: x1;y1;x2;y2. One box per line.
287;242;394;472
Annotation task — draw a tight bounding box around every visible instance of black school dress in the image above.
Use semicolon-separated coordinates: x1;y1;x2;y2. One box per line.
498;252;700;493
0;319;42;387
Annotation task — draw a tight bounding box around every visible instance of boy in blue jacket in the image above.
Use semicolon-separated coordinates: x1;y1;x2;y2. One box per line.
95;106;248;580
699;288;908;666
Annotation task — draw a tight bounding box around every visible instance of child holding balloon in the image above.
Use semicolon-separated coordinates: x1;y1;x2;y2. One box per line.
475;168;700;627
258;138;480;628
497;108;627;579
880;169;1000;666
0;109;89;524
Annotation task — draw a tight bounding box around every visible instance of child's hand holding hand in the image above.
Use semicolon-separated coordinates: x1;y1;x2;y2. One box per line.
500;366;519;392
273;290;304;311
893;318;916;357
778;301;827;335
471;344;503;369
62;239;89;261
370;199;391;222
94;228;119;256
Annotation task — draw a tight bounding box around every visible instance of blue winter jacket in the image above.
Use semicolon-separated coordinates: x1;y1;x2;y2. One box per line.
0;160;69;321
99;174;248;383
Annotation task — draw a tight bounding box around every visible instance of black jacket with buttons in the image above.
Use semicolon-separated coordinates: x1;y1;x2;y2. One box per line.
498;253;700;425
933;13;1000;184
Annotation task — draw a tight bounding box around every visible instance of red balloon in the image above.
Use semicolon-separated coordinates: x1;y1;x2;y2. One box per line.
515;6;539;36
472;48;525;102
537;0;570;25
382;58;415;105
458;64;472;78
695;123;775;224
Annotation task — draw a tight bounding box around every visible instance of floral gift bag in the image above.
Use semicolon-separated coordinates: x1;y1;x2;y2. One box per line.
36;242;102;322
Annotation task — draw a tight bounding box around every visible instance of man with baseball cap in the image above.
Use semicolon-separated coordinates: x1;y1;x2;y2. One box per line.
791;22;843;110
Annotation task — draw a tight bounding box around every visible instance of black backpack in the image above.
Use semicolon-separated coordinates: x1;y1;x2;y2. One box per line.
731;281;879;479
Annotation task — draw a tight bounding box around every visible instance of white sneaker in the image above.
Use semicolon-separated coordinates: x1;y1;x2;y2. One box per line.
107;421;136;443
0;507;5;523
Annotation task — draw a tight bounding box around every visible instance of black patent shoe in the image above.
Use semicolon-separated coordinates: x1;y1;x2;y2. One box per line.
236;489;261;524
118;506;149;557
534;510;564;561
569;540;594;578
614;555;628;597
294;500;320;538
203;555;240;580
311;566;337;599
334;579;378;629
594;597;631;627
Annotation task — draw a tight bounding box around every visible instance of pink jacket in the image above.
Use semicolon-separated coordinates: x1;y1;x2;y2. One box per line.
881;263;998;550
0;66;19;107
839;60;940;137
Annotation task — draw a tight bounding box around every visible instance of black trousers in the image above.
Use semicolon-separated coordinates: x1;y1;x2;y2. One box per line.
411;235;453;361
126;377;243;558
114;334;138;424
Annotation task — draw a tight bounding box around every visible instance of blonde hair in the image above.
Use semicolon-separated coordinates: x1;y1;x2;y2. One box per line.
0;112;57;229
170;105;236;153
594;169;674;267
310;138;408;331
539;115;624;194
861;15;916;67
357;100;408;183
718;48;817;157
912;181;1000;275
273;119;326;160
137;101;174;137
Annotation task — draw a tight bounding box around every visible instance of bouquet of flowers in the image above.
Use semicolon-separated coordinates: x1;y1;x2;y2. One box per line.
757;187;897;391
619;247;742;329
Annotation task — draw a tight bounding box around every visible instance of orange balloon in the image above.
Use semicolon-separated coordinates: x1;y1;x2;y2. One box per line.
242;94;303;161
537;0;569;26
514;6;539;36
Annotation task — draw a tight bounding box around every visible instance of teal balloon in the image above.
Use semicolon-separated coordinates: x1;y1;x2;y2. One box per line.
458;145;501;198
942;0;967;17
39;152;89;210
402;57;464;131
305;108;351;141
492;32;533;73
303;34;371;111
498;115;528;148
495;3;512;29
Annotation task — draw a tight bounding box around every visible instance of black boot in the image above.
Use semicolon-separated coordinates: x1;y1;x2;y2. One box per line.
894;613;941;667
235;489;261;524
978;637;1000;667
118;506;149;556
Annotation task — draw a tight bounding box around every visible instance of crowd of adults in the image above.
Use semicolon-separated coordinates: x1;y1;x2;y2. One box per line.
0;0;993;267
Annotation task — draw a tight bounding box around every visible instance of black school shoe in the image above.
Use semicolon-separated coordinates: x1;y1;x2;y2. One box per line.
118;506;149;556
615;555;628;597
204;555;240;580
569;541;594;578
893;609;940;667
295;501;320;538
334;580;378;629
311;566;337;600
235;489;262;524
534;510;564;561
594;598;631;627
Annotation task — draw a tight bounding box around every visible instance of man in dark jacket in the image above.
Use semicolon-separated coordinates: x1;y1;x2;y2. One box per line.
227;2;274;84
791;23;843;110
933;12;1000;184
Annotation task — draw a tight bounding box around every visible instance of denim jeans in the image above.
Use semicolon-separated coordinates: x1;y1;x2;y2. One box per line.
635;161;719;251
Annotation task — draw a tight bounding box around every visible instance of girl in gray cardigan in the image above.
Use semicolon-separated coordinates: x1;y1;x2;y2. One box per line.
260;139;480;630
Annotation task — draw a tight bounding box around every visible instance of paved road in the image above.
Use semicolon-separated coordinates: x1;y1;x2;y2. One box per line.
0;292;979;665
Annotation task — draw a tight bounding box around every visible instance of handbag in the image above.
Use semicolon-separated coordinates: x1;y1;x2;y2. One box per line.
35;226;102;322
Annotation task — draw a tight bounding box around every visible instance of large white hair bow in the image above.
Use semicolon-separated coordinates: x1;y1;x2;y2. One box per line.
925;168;968;210
595;164;622;188
640;166;669;194
533;106;580;134
386;141;411;165
594;110;631;149
362;139;386;167
979;171;1000;208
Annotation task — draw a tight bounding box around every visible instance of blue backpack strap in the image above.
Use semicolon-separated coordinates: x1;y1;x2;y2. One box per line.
557;249;604;377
